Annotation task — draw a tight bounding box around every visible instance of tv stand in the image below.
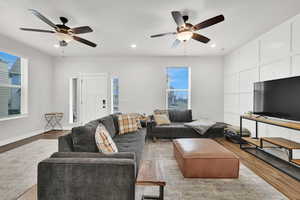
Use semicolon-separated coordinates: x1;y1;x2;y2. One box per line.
240;114;300;181
254;115;267;119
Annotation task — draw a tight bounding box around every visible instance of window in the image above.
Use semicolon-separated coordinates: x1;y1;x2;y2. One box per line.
111;77;119;113
0;51;28;119
166;67;191;110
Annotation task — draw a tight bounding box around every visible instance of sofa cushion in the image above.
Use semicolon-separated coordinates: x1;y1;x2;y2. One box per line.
113;129;146;169
99;115;116;138
85;119;100;131
169;109;192;122
151;122;199;138
111;113;121;134
71;126;98;152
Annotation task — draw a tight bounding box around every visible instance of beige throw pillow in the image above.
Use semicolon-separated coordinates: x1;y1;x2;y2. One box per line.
154;114;171;125
154;109;169;118
95;124;118;153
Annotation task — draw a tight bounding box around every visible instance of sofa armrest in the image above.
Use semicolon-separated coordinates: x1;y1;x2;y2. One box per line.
38;157;136;200
51;151;135;160
58;134;74;152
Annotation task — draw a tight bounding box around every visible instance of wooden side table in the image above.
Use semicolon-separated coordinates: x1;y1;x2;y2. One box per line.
136;160;166;200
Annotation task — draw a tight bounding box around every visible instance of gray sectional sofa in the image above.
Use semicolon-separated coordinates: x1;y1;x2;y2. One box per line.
147;109;225;139
38;114;146;200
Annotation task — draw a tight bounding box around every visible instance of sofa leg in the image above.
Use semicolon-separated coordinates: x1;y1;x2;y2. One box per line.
152;137;157;143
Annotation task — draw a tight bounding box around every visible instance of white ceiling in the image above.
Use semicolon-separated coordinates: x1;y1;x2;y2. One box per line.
0;0;300;57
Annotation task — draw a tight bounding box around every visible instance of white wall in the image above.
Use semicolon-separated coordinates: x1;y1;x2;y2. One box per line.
53;56;224;127
0;34;53;146
224;14;300;156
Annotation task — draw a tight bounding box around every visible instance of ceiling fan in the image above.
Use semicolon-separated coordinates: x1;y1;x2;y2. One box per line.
20;9;97;47
150;11;224;48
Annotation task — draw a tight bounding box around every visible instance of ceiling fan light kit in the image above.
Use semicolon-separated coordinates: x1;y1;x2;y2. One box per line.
176;31;193;42
151;11;225;48
20;9;97;48
55;32;73;43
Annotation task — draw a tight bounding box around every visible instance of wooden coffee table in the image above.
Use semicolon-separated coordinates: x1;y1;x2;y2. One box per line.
136;160;166;200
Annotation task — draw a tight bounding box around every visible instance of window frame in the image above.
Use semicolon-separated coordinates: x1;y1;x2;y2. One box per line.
0;52;28;121
165;66;191;110
111;77;119;114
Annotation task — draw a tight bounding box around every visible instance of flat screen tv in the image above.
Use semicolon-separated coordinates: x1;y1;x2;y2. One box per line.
253;76;300;121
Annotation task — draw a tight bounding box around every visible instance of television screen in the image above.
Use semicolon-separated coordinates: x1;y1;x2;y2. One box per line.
253;76;300;121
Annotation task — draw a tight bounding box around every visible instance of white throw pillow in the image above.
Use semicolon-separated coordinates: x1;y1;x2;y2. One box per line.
95;124;118;153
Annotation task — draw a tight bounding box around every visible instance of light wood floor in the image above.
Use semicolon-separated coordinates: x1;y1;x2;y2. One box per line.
215;138;300;200
1;131;299;200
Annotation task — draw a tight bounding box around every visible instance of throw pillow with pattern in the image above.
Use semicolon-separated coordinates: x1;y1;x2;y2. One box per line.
95;124;118;153
118;114;139;134
129;113;143;129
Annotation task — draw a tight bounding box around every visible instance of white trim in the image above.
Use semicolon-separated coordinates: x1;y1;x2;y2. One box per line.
165;66;191;109
0;114;28;122
0;84;21;88
21;58;28;114
0;128;45;147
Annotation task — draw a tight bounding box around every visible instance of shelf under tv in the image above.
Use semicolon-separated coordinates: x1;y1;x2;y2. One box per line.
242;114;300;131
240;114;300;182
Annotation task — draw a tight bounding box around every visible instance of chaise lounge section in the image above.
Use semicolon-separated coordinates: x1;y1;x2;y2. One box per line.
147;109;225;139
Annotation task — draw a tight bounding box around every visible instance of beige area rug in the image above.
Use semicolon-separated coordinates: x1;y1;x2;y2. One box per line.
0;139;58;200
137;140;288;200
0;139;287;200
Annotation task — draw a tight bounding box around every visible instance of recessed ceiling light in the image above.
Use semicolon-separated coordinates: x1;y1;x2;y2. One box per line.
53;44;60;48
210;43;216;48
130;44;137;48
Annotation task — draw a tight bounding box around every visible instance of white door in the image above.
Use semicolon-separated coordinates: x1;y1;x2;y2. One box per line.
81;74;108;124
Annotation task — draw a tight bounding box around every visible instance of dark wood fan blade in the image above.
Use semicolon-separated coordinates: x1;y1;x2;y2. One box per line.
28;9;58;29
70;26;93;34
73;36;97;47
171;11;185;27
20;28;55;33
150;32;176;38
172;39;181;48
193;15;225;31
192;33;210;43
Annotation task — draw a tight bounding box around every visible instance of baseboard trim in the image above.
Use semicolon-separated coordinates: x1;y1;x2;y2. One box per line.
0;126;72;148
0;129;49;147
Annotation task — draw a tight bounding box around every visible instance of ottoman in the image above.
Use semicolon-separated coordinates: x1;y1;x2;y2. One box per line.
173;138;239;178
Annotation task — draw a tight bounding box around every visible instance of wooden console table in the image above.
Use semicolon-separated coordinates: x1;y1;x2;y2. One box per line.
136;160;166;200
240;114;300;181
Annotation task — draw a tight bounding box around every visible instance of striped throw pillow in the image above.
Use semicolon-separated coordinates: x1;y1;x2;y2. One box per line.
118;114;139;134
95;124;118;153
